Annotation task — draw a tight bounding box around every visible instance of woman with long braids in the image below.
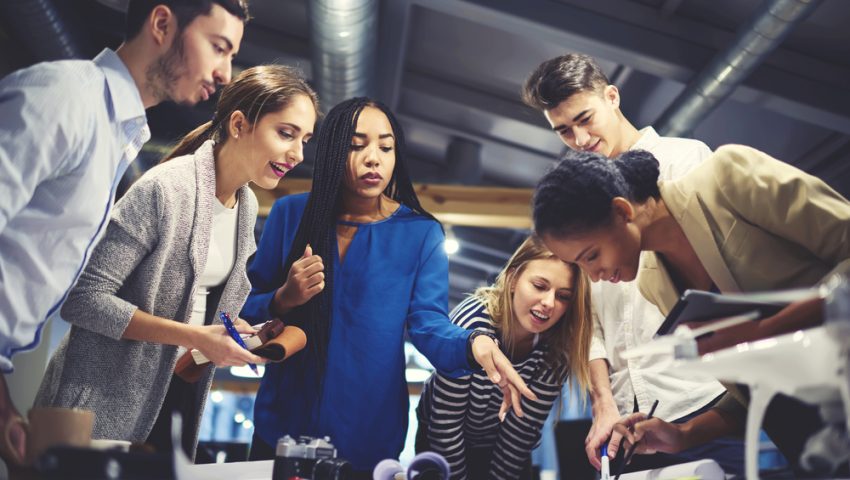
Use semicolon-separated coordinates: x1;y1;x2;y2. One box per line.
242;97;536;475
34;65;318;458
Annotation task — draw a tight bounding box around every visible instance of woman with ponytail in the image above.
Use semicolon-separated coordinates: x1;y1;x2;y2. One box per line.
241;97;537;476
34;65;318;458
532;145;850;473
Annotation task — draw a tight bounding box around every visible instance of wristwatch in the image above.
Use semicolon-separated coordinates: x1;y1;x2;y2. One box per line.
466;329;499;370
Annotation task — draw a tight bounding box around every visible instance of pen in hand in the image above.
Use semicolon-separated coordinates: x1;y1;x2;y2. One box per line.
601;444;610;480
614;399;659;480
219;311;260;376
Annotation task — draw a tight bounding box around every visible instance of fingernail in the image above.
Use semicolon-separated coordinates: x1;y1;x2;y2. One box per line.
491;373;501;383
499;412;506;422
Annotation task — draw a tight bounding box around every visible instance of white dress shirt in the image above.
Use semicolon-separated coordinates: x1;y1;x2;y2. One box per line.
588;127;726;421
0;49;149;372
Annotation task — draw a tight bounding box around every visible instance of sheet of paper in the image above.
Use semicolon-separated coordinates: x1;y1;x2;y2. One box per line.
618;459;724;480
176;459;274;480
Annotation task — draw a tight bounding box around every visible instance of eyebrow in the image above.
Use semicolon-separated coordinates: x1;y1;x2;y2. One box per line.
212;34;235;53
574;246;591;262
552;108;592;133
280;122;302;132
353;132;395;140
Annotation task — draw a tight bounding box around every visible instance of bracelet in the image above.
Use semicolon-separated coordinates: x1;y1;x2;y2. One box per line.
466;329;499;370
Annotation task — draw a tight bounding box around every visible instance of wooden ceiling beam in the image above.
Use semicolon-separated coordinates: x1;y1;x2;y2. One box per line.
251;179;533;229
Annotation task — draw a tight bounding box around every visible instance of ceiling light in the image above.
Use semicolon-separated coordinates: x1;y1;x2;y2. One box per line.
444;226;460;255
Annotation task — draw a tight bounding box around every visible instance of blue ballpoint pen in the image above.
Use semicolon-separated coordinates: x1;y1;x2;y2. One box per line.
219;311;259;376
601;444;610;480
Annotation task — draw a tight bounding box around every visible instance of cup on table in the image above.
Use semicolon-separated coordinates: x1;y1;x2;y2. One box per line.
4;407;94;466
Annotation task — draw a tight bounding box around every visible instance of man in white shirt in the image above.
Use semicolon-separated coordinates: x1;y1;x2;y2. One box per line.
0;0;247;467
522;53;743;474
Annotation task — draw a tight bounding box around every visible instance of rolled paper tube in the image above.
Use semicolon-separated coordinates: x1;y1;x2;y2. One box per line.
253;325;307;362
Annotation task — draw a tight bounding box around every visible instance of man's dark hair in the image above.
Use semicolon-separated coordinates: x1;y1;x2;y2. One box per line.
521;53;610;111
125;0;250;40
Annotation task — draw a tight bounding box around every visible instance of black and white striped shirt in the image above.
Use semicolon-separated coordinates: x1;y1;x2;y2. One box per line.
416;296;567;479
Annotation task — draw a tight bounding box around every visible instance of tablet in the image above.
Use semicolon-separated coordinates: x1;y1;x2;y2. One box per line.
654;289;787;337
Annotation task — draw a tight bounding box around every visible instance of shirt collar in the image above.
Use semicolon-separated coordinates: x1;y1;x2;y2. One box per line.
630;126;661;152
93;48;147;124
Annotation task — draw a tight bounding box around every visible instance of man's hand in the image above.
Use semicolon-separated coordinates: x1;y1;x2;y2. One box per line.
585;407;621;469
0;376;26;467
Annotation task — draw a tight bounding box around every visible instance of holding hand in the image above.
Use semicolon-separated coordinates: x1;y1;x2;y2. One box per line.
585;407;622;470
0;410;26;467
274;244;325;314
190;318;265;368
608;413;685;460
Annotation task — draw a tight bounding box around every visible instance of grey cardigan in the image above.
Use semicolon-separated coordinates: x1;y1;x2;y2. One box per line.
35;140;258;454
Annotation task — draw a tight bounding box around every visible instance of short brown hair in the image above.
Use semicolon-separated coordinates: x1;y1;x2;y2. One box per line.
125;0;250;40
521;53;609;111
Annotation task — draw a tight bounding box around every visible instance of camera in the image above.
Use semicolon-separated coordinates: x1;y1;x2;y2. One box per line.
272;435;353;480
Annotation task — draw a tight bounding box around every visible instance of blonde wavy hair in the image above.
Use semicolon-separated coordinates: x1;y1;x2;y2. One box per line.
473;236;592;393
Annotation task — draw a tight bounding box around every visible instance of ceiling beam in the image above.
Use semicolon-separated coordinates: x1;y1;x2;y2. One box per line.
251;179;534;229
414;0;850;134
397;113;557;188
375;0;413;108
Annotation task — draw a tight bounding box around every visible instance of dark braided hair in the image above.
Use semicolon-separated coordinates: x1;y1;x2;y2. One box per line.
284;97;439;382
533;149;660;238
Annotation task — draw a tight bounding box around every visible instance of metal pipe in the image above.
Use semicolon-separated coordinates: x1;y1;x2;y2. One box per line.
655;0;821;137
0;0;86;61
308;0;378;112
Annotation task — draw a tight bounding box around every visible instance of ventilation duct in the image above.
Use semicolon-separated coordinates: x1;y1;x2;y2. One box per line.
655;0;821;137
308;0;378;111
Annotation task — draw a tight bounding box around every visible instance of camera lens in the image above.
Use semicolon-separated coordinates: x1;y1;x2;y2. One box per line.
313;458;353;480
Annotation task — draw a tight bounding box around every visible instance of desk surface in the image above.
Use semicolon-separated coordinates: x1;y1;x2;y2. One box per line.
179;459;274;480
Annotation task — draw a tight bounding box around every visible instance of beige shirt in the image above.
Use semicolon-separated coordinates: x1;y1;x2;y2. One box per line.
588;127;726;421
639;143;850;316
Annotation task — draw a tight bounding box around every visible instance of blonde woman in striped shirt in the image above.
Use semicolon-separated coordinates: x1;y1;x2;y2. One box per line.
415;236;593;479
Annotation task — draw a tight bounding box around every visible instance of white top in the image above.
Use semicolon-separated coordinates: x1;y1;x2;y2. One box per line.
588;127;726;421
178;199;239;357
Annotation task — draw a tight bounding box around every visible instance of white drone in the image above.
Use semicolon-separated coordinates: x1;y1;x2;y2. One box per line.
623;286;850;480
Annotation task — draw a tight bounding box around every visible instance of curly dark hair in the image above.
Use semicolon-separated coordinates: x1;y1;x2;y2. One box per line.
533;149;660;238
